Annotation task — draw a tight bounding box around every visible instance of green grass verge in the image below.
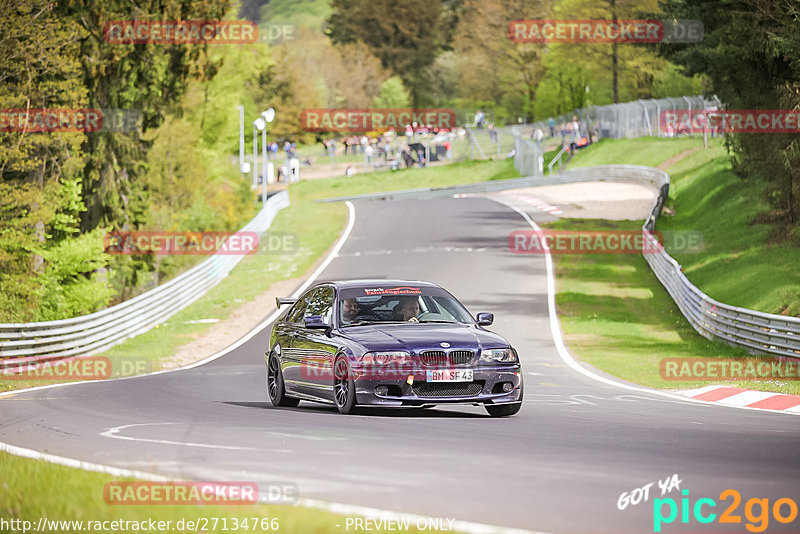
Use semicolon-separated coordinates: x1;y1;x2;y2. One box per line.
306;158;520;201
549;136;800;394
658;147;800;315
547;219;800;395
568;136;702;168
567;136;800;315
0;451;429;533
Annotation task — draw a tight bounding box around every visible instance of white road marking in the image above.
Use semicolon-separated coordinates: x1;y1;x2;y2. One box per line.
489;197;799;417
100;423;258;451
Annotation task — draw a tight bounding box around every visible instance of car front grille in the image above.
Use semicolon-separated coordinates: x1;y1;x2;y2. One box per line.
412;381;484;397
419;350;447;366
419;349;474;366
449;350;473;365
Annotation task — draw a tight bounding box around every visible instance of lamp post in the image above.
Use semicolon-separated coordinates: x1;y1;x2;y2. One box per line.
260;108;276;203
254;117;266;202
237;105;245;173
252;121;258;189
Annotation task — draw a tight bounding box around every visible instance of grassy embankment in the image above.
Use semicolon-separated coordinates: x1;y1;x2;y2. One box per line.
551;137;800;394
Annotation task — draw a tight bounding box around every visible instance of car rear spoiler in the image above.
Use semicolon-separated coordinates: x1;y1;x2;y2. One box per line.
276;297;297;308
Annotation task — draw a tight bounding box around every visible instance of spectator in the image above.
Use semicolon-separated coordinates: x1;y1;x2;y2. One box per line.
365;143;374;165
401;145;414;168
474;109;485;130
533;128;544;150
547;117;555;137
360;135;368;154
345;164;356;177
488;123;498;143
560;122;568;146
416;147;426;167
443;140;452;160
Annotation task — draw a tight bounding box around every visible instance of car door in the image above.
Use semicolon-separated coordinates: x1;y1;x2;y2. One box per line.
291;285;338;400
279;290;312;392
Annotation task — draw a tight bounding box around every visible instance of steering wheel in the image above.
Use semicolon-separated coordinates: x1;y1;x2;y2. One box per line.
415;311;433;321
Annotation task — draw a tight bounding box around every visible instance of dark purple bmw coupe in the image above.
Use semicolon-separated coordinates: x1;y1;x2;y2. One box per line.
265;280;523;416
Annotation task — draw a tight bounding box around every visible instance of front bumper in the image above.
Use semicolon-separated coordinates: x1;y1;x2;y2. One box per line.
352;365;522;406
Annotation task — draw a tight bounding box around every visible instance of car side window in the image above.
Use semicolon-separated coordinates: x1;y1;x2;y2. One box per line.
305;286;334;324
286;291;312;324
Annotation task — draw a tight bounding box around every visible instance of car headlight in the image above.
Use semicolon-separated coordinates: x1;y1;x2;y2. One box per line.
480;348;518;363
360;351;412;365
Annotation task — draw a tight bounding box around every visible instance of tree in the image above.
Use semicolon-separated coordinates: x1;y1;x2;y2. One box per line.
327;0;444;106
54;0;229;232
554;0;659;104
373;77;412;108
450;0;550;122
660;0;800;230
0;0;112;321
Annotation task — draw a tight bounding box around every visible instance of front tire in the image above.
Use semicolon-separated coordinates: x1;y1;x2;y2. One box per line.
333;355;357;414
485;402;521;417
267;352;299;407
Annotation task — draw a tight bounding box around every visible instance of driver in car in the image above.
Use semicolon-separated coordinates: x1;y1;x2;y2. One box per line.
341;298;359;324
399;297;420;322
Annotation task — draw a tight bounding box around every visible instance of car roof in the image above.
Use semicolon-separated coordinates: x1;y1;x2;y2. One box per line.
318;279;442;290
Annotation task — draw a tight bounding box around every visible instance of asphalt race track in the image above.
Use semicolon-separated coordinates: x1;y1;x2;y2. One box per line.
2;197;799;533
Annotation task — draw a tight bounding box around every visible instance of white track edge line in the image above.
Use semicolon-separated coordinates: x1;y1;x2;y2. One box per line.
0;440;541;534
489;197;800;417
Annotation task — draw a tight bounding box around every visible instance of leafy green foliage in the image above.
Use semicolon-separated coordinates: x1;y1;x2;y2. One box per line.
372;77;412;108
328;0;444;105
35;228;114;320
659;0;800;229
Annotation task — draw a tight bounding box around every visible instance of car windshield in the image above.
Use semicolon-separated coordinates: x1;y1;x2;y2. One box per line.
338;285;474;326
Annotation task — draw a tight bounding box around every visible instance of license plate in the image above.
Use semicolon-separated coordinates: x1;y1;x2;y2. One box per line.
426;369;473;382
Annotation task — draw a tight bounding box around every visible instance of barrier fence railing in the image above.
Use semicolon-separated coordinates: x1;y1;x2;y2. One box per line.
546;165;800;359
513;95;722;145
0;191;290;370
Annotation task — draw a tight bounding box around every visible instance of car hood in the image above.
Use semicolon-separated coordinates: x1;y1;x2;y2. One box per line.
338;323;510;353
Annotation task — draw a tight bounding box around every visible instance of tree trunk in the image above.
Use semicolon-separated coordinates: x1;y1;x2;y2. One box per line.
611;0;619;104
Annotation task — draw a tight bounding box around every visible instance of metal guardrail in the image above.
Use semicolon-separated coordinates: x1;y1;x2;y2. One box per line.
0;191;290;369
558;165;800;359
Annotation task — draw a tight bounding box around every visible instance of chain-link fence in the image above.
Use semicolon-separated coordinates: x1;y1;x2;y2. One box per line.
288;95;720;180
510;95;722;176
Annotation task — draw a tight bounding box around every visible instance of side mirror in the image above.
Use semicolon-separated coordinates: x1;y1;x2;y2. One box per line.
476;312;494;326
304;315;329;329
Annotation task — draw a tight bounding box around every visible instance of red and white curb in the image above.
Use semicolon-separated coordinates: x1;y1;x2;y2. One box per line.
521;196;563;215
676;385;800;413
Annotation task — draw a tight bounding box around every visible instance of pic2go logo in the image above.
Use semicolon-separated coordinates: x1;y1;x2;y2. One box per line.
653;489;799;532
